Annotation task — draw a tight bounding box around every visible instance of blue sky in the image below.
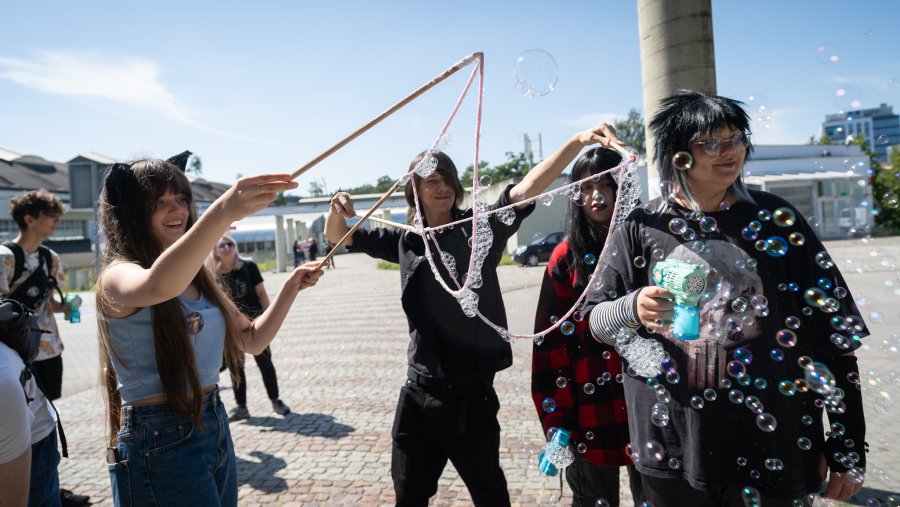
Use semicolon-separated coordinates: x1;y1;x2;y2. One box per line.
1;1;899;194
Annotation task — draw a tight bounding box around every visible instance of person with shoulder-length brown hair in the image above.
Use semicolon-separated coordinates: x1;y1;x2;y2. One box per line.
96;155;323;506
326;124;622;506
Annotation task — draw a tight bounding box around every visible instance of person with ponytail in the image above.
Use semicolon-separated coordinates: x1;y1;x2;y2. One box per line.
95;153;323;506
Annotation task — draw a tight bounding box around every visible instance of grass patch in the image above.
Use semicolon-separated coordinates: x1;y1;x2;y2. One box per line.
377;260;401;270
499;254;519;266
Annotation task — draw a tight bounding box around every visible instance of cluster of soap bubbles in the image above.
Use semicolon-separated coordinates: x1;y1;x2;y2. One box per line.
411;139;641;341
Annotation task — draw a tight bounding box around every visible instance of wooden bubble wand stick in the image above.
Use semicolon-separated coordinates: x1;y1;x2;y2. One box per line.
290;52;481;181
312;53;482;268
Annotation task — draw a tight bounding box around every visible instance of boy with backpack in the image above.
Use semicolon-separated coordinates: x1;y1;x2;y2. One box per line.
0;189;89;506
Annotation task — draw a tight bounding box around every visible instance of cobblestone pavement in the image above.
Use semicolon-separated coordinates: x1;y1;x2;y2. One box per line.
53;239;900;506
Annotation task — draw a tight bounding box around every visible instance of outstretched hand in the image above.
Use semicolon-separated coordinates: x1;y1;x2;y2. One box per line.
329;192;356;218
218;174;299;222
290;262;326;292
574;123;625;150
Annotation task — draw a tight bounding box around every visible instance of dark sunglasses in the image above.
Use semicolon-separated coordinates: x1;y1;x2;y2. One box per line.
217;241;235;249
694;132;750;156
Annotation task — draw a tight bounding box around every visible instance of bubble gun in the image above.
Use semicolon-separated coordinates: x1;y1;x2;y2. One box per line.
64;293;82;324
651;259;706;340
538;428;572;476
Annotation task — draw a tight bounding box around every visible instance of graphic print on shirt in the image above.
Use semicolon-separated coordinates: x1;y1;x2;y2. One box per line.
656;239;764;390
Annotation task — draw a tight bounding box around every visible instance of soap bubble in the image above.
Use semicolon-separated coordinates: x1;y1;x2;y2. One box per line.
560;321;575;335
775;330;797;348
690;395;705;409
741;486;761;506
764;458;784;471
513;49;558;98
673;151;693;170
789;232;806;246
555;377;567;388
804;287;827;307
765;236;788;257
756;412;777;432
643;439;666;462
772;208;797;227
584;253;597;266
542;398;556;413
797;437;812;450
669;218;687;235
815;251;834;269
651;402;670;427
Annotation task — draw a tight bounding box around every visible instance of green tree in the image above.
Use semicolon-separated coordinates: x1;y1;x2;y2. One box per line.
807;133;833;145
274;191;287;206
187;155;203;175
613;108;646;157
490;151;530;183
373;175;395;193
460;153;529;187
308;180;326;197
871;144;900;232
461;161;490;188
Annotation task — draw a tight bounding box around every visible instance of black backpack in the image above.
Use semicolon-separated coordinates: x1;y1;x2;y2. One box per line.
2;241;64;311
0;289;69;457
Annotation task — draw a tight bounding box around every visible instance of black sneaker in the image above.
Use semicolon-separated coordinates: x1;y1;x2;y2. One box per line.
228;405;250;421
60;488;91;506
271;399;290;416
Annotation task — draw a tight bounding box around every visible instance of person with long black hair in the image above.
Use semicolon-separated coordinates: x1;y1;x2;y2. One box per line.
531;135;642;506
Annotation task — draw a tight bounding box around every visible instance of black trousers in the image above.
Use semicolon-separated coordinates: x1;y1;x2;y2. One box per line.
32;354;63;401
640;473;812;507
391;380;510;507
566;455;643;507
233;346;280;406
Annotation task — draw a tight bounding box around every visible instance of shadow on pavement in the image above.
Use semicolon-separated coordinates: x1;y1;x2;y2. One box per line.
846;486;900;505
243;412;356;438
236;450;287;493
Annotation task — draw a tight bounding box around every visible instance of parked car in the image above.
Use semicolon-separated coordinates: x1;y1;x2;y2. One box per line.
512;231;564;266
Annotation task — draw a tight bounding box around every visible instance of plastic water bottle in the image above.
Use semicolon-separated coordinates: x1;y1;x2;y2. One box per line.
65;293;82;324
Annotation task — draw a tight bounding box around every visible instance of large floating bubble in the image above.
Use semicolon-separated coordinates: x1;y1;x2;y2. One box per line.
513;49;558;98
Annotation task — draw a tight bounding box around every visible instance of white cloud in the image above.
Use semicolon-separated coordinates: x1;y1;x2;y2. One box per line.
558;112;623;129
746;106;811;145
0;49;250;140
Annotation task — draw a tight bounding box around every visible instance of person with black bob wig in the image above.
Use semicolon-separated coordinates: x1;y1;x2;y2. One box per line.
586;90;868;505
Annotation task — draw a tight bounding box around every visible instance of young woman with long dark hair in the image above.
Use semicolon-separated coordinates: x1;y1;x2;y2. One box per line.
96;158;323;506
531;136;643;507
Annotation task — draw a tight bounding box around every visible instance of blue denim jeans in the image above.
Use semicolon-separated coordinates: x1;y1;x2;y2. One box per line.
108;389;237;507
29;429;61;507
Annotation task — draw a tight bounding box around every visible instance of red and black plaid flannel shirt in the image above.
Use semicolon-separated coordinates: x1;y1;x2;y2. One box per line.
531;239;632;466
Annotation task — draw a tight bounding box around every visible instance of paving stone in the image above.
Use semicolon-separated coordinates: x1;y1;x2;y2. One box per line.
52;244;900;505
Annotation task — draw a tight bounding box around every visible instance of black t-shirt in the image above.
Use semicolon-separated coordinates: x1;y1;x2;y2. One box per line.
348;185;534;382
585;190;868;499
222;260;265;318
